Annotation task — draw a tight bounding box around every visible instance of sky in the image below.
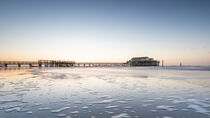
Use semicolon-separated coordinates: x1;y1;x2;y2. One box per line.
0;0;210;65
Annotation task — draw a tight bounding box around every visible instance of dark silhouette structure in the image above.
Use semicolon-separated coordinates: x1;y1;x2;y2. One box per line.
127;57;159;66
0;60;127;68
0;57;160;68
38;60;75;67
0;60;75;68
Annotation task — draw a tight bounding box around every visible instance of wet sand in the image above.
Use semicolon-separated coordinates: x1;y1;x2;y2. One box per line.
0;67;210;118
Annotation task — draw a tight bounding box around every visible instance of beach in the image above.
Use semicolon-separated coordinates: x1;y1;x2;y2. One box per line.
0;67;210;118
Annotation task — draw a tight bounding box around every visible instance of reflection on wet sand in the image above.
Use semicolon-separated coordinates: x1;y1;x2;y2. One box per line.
0;67;39;71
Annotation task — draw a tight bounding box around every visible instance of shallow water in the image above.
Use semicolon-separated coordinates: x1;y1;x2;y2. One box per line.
0;67;210;118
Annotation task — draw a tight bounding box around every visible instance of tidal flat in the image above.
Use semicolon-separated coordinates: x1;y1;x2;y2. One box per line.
0;67;210;118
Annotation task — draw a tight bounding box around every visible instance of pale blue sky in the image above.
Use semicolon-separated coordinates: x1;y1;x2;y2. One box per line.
0;0;210;65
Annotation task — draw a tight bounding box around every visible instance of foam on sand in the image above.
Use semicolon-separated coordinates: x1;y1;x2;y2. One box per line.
73;101;82;104
117;101;127;104
0;99;21;104
51;106;70;113
70;111;79;114
187;99;210;108
163;116;173;118
26;111;33;114
111;113;130;118
187;104;210;115
57;113;66;117
81;106;88;109
105;105;118;109
156;105;177;111
5;107;21;112
97;95;112;99
89;99;115;104
38;107;51;111
105;111;114;114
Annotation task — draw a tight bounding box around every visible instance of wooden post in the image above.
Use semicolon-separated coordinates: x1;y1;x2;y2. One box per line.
162;60;164;67
39;64;42;67
29;64;32;67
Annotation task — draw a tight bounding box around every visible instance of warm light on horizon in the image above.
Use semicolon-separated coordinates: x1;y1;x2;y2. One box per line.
0;0;210;66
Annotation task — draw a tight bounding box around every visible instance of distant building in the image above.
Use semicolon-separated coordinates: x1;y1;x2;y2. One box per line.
127;57;159;66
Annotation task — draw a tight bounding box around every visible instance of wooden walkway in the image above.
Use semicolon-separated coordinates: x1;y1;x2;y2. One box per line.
75;62;128;67
0;61;38;67
0;60;128;68
0;60;75;68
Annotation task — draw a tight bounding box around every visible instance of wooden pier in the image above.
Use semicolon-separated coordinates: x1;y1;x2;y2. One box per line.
0;60;128;68
0;60;75;68
74;62;128;67
38;60;75;67
0;61;38;68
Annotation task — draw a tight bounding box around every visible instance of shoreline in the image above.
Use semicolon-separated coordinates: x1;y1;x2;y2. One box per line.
1;65;210;71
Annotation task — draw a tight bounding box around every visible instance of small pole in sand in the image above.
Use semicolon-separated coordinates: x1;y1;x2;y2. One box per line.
180;62;182;67
162;60;164;67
